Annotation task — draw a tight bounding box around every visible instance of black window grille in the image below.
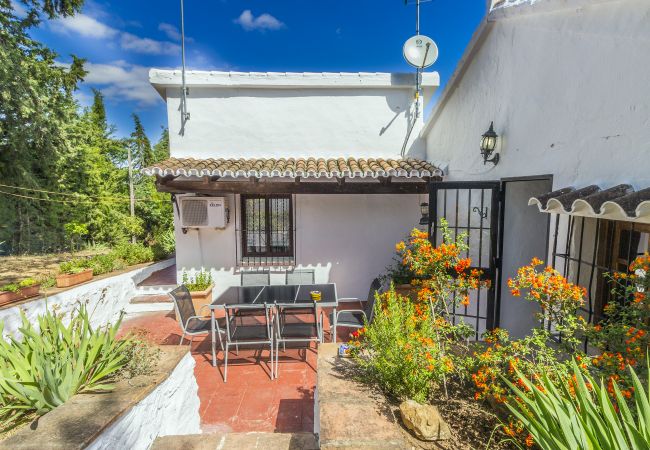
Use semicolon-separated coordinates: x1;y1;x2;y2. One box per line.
241;195;294;261
549;214;650;325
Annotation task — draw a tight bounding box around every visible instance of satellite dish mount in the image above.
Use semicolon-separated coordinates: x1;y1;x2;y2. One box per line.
401;0;439;156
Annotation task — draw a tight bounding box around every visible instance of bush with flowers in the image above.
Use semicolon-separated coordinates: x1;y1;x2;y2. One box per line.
586;253;650;399
351;220;487;402
351;288;453;402
471;258;590;443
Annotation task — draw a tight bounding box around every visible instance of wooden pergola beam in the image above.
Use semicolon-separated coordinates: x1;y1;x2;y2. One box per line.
156;177;434;195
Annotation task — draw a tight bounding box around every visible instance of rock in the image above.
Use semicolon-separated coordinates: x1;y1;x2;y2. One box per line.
399;399;452;441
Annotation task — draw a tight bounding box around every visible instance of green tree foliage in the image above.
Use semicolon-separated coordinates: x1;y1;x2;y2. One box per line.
0;1;172;255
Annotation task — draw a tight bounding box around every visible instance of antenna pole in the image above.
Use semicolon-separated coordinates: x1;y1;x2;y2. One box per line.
180;0;189;134
415;0;421;120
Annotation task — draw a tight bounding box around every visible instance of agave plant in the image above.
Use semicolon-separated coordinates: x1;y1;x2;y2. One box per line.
503;360;650;450
0;305;130;432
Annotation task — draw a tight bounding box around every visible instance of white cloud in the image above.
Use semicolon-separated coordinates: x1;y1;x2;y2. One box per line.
50;13;119;39
158;22;181;41
82;61;161;106
10;0;29;18
233;10;284;32
50;13;180;56
120;32;180;55
158;22;194;43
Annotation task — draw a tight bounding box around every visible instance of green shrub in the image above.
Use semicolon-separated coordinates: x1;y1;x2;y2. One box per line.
182;270;213;292
151;228;175;261
0;305;130;432
111;242;154;266
504;359;650;450
87;253;124;276
59;258;91;275
0;278;37;293
352;287;471;403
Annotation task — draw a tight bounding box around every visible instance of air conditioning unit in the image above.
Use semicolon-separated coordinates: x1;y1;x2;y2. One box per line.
180;197;228;229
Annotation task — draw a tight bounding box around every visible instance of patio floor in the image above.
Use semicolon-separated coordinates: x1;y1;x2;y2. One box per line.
119;305;360;434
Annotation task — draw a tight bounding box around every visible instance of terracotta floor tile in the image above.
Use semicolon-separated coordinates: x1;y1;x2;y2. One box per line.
120;310;324;433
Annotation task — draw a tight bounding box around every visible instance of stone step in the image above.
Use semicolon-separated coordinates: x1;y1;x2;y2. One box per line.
134;284;176;295
125;294;174;314
151;432;318;450
130;294;173;304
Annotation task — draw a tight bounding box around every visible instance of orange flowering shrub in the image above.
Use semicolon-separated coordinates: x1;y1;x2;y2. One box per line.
352;220;488;401
396;219;489;318
350;288;455;402
472;327;576;405
472;257;590;439
507;257;587;350
586;253;650;397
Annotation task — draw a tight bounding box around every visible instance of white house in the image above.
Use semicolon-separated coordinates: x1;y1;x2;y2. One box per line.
146;0;650;340
420;0;650;337
144;71;442;304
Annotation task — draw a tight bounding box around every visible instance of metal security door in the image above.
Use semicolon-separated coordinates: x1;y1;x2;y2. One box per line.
428;181;502;339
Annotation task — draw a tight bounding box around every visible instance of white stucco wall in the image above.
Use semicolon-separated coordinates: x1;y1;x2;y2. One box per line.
0;259;174;338
86;352;201;450
421;0;650;336
423;0;650;189
175;194;424;301
150;71;439;160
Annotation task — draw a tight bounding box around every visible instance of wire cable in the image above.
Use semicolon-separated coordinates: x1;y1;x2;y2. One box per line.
0;183;168;203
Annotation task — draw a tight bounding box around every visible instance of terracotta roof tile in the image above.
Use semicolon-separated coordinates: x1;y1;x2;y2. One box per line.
143;157;444;179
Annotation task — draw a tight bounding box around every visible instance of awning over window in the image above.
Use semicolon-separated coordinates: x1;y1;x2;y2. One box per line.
528;184;650;224
143;157;446;179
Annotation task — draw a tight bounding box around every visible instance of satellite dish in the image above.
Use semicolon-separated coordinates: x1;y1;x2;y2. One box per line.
403;35;438;69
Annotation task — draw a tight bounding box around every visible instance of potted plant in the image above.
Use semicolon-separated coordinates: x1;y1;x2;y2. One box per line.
182;270;214;314
56;259;94;288
382;253;420;301
0;278;41;307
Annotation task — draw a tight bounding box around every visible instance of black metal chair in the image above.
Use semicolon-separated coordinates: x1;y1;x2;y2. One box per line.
169;285;226;350
241;271;271;286
222;303;274;382
329;278;381;342
273;302;322;377
285;269;315;285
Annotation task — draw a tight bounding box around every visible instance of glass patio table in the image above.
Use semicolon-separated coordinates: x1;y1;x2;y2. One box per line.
208;283;339;366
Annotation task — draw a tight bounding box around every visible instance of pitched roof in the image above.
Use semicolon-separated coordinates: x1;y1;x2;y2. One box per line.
143;157;444;179
528;184;650;223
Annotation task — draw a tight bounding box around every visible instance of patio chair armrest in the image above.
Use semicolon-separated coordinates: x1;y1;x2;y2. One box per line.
337;297;359;302
183;315;204;331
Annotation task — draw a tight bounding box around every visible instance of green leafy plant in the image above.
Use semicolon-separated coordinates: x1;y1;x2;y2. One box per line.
151;228;175;261
59;258;92;275
0;305;130;432
182;270;213;292
352;287;472;402
111;242;154;266
87;253;126;276
503;359;650;450
0;278;38;293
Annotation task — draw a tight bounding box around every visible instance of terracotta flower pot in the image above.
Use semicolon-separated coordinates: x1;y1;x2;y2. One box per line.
0;284;41;307
189;285;214;316
56;269;93;288
394;283;419;301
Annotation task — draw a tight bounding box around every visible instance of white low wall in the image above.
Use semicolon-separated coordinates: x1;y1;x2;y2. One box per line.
86;352;201;450
0;258;174;338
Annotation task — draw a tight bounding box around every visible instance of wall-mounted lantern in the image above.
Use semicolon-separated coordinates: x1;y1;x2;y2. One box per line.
419;202;429;225
480;122;500;166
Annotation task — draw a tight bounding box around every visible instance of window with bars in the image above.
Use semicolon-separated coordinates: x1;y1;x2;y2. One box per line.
550;215;650;324
241;195;294;259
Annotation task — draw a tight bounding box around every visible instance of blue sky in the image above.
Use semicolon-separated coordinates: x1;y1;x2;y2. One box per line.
23;0;485;140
